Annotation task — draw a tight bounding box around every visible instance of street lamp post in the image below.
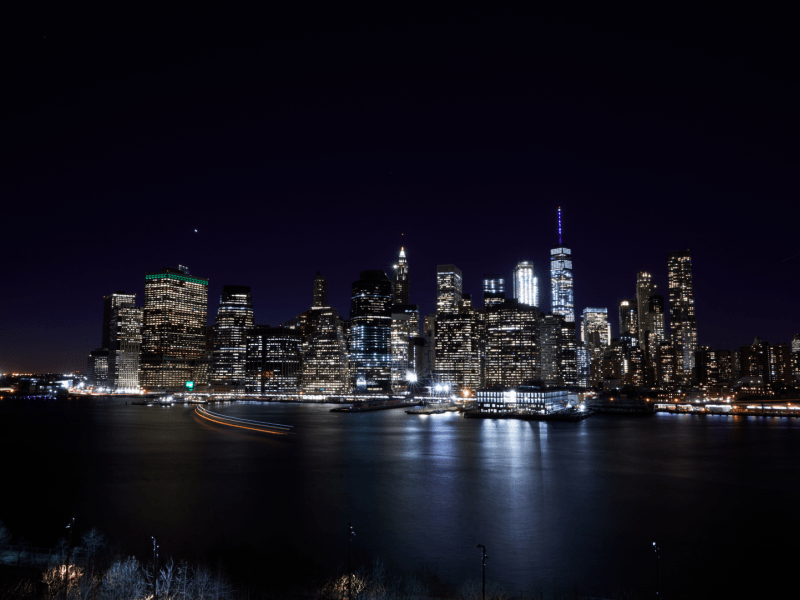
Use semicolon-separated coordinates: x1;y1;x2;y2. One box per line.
348;523;355;600
61;517;75;600
477;544;487;600
152;536;160;600
653;541;661;600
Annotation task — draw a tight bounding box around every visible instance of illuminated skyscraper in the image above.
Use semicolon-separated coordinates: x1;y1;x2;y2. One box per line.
436;264;462;315
211;285;255;387
313;271;328;308
667;250;698;378
107;298;143;393
581;308;610;350
350;270;393;390
102;292;136;350
619;300;638;347
302;307;349;394
513;261;538;308
550;208;574;322
636;272;655;348
435;295;482;391
141;266;209;390
393;247;410;305
391;304;420;390
484;300;541;387
246;325;302;394
482;274;505;309
87;348;110;390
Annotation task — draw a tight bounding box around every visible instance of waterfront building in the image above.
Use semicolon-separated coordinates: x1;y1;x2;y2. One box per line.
141;266;209;390
87;348;110;390
619;300;638;348
102;291;136;350
475;386;574;414
107;301;143;392
349;270;393;391
422;314;436;377
484;300;541;388
793;334;800;382
581;308;610;350
246;325;302;394
393;247;410;305
513;261;538;308
695;347;736;387
482;274;506;309
211;285;255;388
539;314;578;388
301;307;349;394
550;208;574;322
436;264;463;315
434;295;482;392
313;271;328;308
667;250;698;379
657;343;678;388
391;304;420;390
576;344;590;388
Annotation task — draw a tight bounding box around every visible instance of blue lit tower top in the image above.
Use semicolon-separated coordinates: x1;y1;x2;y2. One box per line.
550;207;574;323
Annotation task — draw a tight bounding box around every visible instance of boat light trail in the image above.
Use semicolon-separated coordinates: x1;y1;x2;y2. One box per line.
195;406;292;435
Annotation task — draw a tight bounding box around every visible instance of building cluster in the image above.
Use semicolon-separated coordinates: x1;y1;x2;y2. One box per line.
86;211;800;400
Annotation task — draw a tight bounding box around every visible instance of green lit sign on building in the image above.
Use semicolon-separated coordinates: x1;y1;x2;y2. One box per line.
185;380;194;390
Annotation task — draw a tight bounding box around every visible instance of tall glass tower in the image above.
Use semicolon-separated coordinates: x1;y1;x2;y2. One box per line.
436;264;462;315
667;250;698;379
513;261;538;307
211;285;255;387
482;274;506;309
550;208;574;322
350;270;394;390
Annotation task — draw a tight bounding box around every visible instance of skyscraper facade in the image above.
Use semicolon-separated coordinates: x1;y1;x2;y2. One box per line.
550;210;574;322
102;292;136;350
513;261;538;308
246;325;302;394
581;308;611;350
107;299;143;392
301;307;349;394
434;296;482;391
667;250;698;379
636;272;655;348
141;266;209;390
391;304;420;390
313;271;328;308
482;274;506;309
618;300;638;347
436;264;462;315
393;247;410;305
484;300;541;388
211;285;255;387
349;270;393;390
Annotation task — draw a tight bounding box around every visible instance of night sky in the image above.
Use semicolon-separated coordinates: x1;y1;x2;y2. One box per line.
3;7;798;373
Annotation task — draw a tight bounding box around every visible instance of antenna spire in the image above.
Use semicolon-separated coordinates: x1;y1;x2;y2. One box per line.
558;207;562;245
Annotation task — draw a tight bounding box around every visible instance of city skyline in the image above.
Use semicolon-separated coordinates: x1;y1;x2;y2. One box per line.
3;9;799;373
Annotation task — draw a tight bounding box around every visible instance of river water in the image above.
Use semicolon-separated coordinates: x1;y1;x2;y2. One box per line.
2;397;798;597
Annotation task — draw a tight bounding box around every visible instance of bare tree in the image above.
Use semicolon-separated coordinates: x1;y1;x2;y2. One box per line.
98;557;146;600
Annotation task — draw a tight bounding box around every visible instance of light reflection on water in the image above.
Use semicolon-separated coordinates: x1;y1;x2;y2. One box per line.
2;399;800;597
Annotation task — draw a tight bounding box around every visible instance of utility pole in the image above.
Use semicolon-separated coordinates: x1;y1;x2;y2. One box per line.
477;544;487;600
348;523;355;600
152;536;160;600
653;541;661;600
62;517;75;600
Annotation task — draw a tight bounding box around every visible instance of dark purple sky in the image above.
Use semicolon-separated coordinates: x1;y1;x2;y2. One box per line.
3;7;799;373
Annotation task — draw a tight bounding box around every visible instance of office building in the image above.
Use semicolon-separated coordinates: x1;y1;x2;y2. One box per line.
434;295;483;392
483;274;506;309
550;208;574;322
436;264;462;315
657;343;678;388
301;307;349;394
581;308;610;350
393;247;410;305
107;297;143;393
391;304;420;390
422;314;436;377
211;285;255;388
619;300;638;347
576;344;590;388
484;300;541;388
102;291;136;350
513;261;538;308
246;325;302;394
349;270;393;390
313;271;328;308
87;348;110;390
668;250;698;379
636;272;655;348
141;266;209;390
